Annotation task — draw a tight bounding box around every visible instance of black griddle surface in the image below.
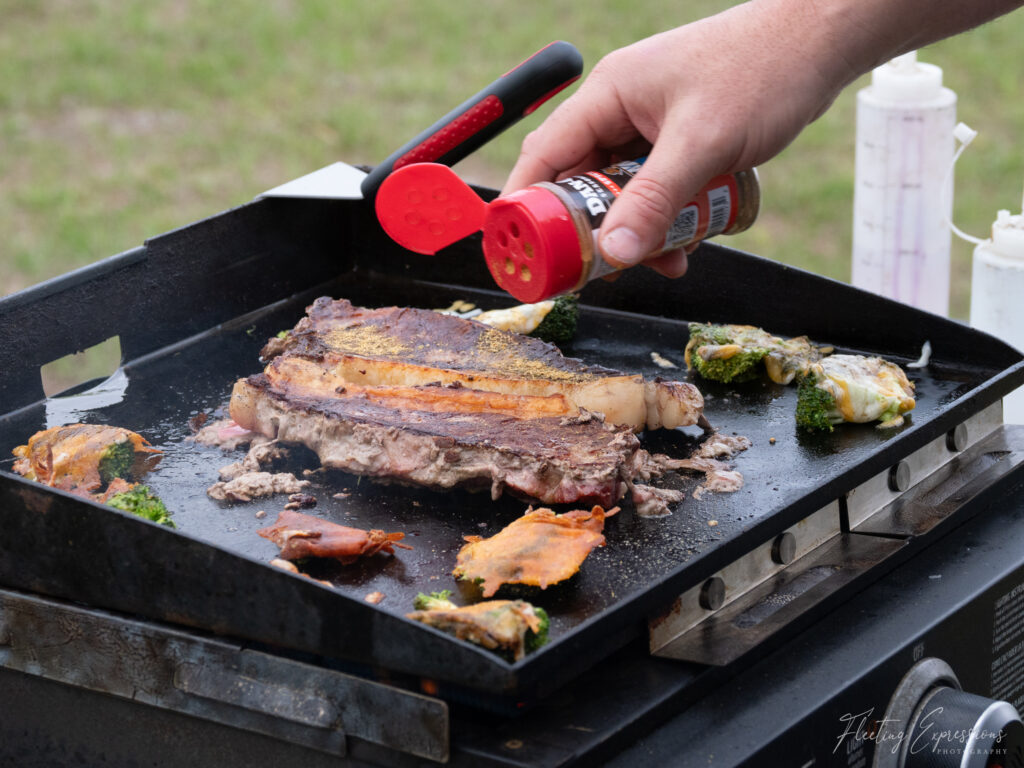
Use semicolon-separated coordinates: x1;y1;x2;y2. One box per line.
0;273;999;652
1;195;1021;704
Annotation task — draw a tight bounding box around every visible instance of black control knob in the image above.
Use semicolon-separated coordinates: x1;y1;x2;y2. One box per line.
875;658;1024;768
902;686;1023;768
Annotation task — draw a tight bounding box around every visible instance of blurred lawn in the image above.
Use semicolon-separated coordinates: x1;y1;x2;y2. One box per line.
2;0;1023;322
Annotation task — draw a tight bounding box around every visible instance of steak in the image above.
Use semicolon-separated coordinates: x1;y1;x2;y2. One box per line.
230;359;653;506
261;298;703;432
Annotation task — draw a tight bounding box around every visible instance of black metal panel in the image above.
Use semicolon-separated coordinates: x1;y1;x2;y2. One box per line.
0;193;1022;707
5;430;1024;767
605;432;1024;768
0;196;358;411
0;476;522;693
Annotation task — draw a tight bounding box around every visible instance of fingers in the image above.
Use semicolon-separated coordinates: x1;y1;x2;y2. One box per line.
643;249;689;279
502;144;559;195
597;133;721;269
502;107;603;193
502;59;642;194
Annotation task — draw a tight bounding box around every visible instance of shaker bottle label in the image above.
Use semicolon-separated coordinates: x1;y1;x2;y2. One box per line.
663;177;740;248
555;158;741;250
667;204;700;245
706;184;733;235
555;161;641;225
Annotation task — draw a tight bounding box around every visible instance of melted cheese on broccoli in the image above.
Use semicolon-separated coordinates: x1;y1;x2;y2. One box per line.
810;354;916;428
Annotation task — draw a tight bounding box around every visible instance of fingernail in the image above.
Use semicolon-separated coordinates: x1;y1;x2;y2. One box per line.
600;227;645;268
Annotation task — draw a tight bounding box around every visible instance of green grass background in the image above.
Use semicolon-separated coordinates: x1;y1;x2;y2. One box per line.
3;0;1023;323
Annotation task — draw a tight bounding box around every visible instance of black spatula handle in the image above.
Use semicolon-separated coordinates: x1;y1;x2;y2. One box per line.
360;41;583;200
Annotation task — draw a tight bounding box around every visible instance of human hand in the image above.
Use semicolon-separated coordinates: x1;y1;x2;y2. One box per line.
503;1;854;278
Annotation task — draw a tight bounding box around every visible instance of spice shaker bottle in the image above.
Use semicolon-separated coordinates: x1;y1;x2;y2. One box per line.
374;159;760;303
483;159;759;302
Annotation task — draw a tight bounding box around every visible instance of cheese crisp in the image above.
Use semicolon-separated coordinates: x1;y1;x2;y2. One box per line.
454;506;618;597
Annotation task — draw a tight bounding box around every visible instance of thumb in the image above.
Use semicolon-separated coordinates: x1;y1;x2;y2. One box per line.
598;142;716;269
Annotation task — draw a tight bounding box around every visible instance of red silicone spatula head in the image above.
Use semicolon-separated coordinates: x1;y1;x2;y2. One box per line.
374;163;488;255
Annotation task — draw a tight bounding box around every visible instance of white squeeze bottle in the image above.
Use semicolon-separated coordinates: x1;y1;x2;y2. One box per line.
970;202;1024;424
852;51;957;316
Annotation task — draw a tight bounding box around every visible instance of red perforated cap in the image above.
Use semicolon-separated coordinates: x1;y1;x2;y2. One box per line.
374;163;488;255
481;186;581;303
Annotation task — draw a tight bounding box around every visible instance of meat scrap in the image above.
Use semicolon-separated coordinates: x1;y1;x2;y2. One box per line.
696;433;753;459
633;432;752;512
652;452;747;502
191;418;257;451
284;492;317;510
258;508;411;564
207;471;309;502
630;484;686;518
217;437;289;481
454;506;618;597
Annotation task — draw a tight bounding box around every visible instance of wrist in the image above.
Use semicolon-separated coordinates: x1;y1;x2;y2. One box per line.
727;0;871;115
754;0;891;92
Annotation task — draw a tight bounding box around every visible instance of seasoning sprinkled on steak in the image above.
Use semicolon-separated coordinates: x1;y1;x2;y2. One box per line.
261;297;704;432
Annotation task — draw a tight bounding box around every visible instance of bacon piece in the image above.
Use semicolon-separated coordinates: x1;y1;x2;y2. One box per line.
454;506;618;597
257;509;411;565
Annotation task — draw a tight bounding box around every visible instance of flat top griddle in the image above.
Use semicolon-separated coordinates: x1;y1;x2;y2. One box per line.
0;195;1021;706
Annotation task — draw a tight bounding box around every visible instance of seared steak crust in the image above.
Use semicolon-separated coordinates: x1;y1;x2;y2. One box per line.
261;298;703;432
264;297;618;379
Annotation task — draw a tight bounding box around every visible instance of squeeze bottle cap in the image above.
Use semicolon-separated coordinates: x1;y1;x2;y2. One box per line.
375;162;582;302
990;210;1024;261
870;51;945;103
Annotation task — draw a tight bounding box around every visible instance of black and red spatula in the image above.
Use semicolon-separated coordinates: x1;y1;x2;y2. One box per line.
359;40;583;199
261;41;582;200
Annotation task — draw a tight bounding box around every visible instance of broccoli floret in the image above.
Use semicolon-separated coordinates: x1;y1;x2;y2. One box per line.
687;322;834;386
529;295;579;346
98;439;136;486
687;322;734;347
795;355;914;430
413;590;457;611
685;323;767;383
524;605;550;653
107;485;175;527
690;347;769;383
795;373;837;432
